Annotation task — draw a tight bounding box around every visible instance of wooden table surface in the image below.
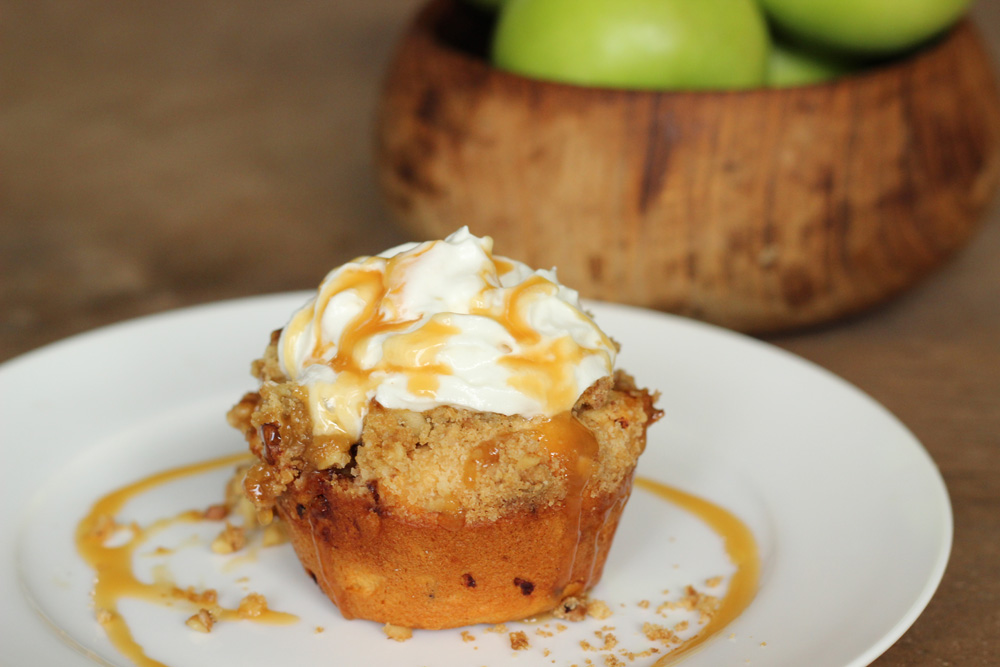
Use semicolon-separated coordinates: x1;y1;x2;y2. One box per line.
3;1;998;664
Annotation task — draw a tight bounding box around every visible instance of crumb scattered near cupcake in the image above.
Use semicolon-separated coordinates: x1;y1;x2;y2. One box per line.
210;522;246;554
172;586;218;607
594;629;618;650
587;599;613;620
383;623;412;642
185;608;216;633
619;647;661;661
642;622;681;646
552;596;590;622
509;631;530;650
446;578;729;664
655;585;722;623
237;593;269;619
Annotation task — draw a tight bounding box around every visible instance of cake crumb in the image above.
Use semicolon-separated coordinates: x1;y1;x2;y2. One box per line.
536;627;554;637
656;586;721;623
509;631;530;650
587;599;613;620
486;623;508;634
543;648;551;657
705;575;724;588
604;656;626;667
637;600;650;609
211;522;246;554
554;596;587;621
185;608;216;633
96;608;113;624
643;622;680;646
315;626;324;633
172;586;218;606
760;641;767;647
554;596;595;621
461;630;476;642
581;640;597;651
620;647;660;660
237;592;268;619
556;623;568;632
674;620;689;633
383;624;412;642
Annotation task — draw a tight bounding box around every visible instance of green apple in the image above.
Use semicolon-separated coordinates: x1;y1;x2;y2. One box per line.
766;39;857;88
491;0;770;90
758;0;972;57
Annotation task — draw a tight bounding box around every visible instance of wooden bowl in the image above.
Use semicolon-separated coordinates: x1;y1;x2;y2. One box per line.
376;0;1000;333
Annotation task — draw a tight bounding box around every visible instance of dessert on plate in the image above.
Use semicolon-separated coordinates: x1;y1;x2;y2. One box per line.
227;228;660;629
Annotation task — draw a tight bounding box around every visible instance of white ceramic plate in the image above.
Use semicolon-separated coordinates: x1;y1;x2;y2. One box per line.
0;295;951;667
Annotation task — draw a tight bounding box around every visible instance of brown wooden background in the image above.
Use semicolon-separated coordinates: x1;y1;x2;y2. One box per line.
3;1;998;664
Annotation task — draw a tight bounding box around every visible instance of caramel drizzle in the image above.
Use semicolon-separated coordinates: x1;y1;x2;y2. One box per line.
534;413;601;598
75;453;296;667
634;477;761;665
460;411;601;602
282;246;614;470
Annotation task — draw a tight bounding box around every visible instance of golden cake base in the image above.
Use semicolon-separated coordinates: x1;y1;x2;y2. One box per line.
277;470;634;630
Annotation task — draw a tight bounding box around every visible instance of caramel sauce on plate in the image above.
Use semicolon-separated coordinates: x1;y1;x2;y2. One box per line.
76;446;760;667
75;452;296;667
76;452;757;666
635;477;761;665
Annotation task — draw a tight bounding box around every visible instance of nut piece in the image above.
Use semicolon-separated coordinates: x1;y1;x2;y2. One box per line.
553;596;588;622
185;608;216;633
211;522;247;554
509;631;530;650
237;593;269;619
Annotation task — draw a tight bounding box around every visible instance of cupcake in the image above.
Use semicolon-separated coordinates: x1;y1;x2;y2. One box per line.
228;228;659;629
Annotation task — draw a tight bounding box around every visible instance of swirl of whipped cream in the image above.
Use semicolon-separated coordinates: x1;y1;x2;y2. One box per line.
277;228;616;463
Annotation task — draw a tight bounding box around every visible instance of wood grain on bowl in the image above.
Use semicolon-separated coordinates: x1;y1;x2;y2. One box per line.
376;0;1000;332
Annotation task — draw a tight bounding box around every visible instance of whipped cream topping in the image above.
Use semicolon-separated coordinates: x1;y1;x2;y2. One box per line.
277;228;616;466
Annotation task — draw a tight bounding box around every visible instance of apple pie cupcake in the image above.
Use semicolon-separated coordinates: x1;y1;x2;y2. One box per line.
227;228;659;629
